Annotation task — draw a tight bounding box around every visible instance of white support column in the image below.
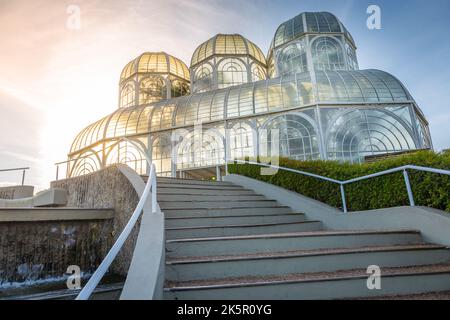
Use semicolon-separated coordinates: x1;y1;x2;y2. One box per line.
146;136;152;175
224;120;230;175
403;169;415;207
216;165;221;181
171;139;177;178
315;105;327;160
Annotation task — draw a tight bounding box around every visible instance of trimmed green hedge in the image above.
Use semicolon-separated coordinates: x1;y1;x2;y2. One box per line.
228;150;450;212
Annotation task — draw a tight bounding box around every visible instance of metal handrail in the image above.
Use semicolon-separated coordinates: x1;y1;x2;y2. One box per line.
76;138;158;300
229;159;450;213
0;167;30;186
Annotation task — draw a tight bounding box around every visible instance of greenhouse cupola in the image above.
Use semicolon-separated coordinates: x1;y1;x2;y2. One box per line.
190;34;268;93
119;52;190;109
267;12;359;78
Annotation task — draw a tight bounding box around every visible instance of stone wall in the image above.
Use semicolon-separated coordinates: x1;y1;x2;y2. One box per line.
0;166;140;286
0;186;34;200
51;165;141;276
0;219;112;284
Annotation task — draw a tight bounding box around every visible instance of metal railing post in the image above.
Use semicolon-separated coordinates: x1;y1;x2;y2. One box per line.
0;168;30;185
403;169;415;207
340;184;347;213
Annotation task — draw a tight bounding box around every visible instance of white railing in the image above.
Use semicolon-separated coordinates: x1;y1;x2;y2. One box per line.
76;138;158;300
0;167;30;186
229;160;450;213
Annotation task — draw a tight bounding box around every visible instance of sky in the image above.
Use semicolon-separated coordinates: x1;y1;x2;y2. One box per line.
0;0;449;190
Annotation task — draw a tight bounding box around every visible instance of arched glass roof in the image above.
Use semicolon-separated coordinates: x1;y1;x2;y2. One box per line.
120;52;190;82
191;34;267;67
271;12;355;51
71;69;414;154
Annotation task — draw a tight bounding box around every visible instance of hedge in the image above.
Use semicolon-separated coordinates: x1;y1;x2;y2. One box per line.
228;150;450;212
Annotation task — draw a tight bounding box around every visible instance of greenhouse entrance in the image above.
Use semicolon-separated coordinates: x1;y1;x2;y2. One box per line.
177;165;225;181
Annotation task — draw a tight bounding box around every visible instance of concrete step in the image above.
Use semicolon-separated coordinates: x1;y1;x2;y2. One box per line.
163;206;294;218
159;200;281;210
164;263;450;300
154;177;236;186
166;244;450;282
0;283;123;300
157;183;243;190
158;187;257;195
165;221;323;240
0;208;114;222
166;230;423;258
165;213;307;228
158;194;268;202
353;290;450;300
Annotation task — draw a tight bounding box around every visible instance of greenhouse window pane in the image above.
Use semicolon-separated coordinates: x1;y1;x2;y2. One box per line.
161;105;175;128
185;95;202;125
281;80;299;108
238;84;254;116
137;106;153;133
254;82;268;114
175;98;189;126
267;82;283;110
198;92;214;123
226;87;240;118
125;109;140;135
211;90;226;121
151;107;163;131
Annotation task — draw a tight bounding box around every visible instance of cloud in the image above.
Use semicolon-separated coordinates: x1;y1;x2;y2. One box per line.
0;91;44;150
0;90;47;189
0;151;42;164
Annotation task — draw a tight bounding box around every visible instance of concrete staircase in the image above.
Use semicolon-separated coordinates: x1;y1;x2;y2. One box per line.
154;177;450;300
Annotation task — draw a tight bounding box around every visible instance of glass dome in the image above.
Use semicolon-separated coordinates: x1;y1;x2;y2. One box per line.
119;52;190;109
271;12;355;51
191;34;266;68
120;52;190;82
190;34;268;93
267;12;358;78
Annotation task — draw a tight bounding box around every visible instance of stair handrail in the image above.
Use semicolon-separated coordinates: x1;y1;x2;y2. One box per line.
76;138;158;300
229;159;450;213
0;167;30;186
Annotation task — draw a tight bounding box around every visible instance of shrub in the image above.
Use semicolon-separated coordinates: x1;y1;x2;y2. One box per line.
228;150;450;212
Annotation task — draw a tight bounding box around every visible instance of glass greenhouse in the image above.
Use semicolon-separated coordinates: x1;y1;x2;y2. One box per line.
66;12;432;179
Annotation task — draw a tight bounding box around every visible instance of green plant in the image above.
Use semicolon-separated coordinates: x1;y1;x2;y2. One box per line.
228;150;450;212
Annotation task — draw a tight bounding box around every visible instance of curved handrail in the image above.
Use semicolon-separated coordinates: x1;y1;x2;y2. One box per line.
341;165;450;184
229;159;450;213
231;160;341;184
76;138;158;300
